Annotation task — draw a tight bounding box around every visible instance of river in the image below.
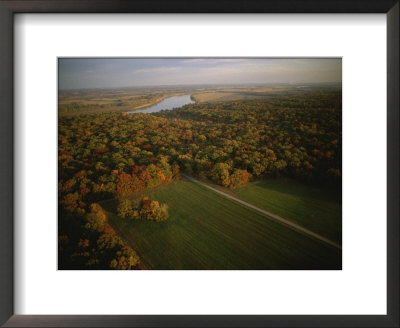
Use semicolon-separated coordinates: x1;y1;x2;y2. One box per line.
127;94;194;114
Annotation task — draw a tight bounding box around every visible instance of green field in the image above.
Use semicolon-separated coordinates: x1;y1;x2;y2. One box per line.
232;179;342;244
100;178;341;270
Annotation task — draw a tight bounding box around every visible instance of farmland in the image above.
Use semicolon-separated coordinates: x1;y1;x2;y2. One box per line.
190;85;293;103
232;179;342;244
58;89;174;115
100;178;341;270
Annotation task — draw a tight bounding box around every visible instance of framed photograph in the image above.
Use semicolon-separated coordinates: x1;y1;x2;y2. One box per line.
0;1;398;327
57;57;343;271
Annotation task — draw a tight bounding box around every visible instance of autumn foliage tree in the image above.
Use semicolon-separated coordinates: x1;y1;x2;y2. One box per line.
139;197;169;221
117;197;168;221
211;162;231;187
230;169;252;189
117;198;139;219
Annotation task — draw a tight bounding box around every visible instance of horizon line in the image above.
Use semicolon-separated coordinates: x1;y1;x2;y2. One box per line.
59;81;342;92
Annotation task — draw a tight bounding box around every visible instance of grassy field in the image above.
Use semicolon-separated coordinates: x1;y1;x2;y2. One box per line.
191;88;286;103
58;94;172;115
190;85;313;103
232;179;342;244
100;178;341;270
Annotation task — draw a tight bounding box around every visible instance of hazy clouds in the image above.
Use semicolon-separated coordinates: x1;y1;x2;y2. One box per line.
59;58;341;90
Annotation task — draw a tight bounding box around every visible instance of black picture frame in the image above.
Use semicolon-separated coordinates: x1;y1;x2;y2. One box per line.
0;1;398;327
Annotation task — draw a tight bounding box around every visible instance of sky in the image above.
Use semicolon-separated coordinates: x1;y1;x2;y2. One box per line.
58;58;341;90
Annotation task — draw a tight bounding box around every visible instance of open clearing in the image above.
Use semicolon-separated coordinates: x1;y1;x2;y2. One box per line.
232;179;342;244
192;90;280;103
100;178;341;270
183;175;341;250
190;85;303;103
